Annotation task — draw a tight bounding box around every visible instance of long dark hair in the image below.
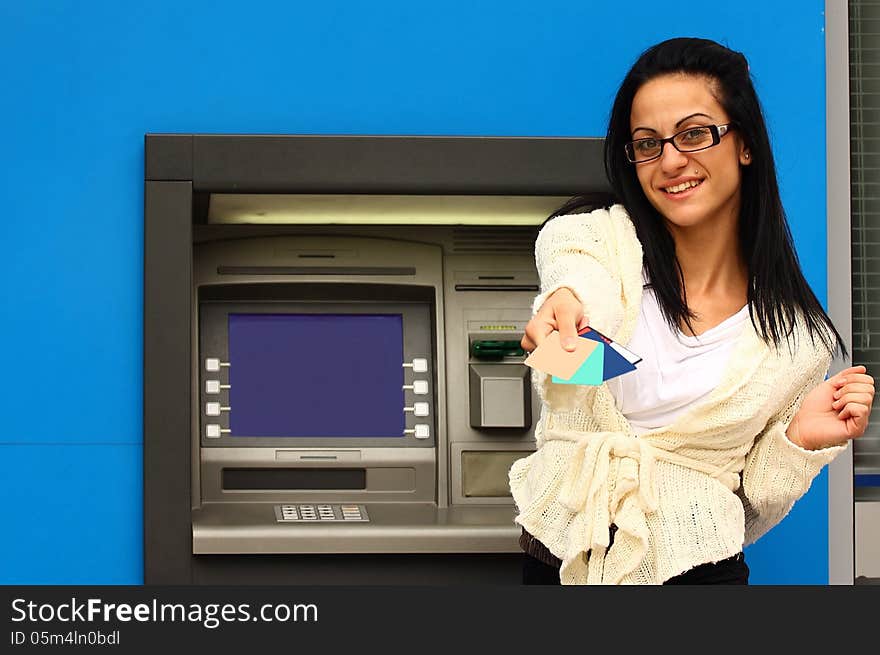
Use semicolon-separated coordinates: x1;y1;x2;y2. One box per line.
559;36;844;356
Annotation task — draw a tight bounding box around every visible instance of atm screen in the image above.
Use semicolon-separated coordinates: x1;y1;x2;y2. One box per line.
227;313;405;437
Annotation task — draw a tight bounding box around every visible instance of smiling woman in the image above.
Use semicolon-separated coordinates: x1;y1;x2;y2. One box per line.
512;37;875;585
629;77;748;252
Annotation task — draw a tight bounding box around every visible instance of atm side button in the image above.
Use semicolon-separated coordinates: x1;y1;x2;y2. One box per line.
403;358;429;373
204;358;230;372
205;403;231;417
404;424;430;439
403;402;430;418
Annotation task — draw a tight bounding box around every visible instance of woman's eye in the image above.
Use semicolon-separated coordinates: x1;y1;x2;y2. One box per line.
680;128;710;144
636;139;658;152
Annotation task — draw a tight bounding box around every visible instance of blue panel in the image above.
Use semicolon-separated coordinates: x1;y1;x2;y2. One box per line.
0;0;832;582
0;444;142;584
228;314;405;437
745;469;830;585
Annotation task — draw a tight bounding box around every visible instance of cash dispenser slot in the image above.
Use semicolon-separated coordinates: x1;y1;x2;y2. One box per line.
222;468;368;490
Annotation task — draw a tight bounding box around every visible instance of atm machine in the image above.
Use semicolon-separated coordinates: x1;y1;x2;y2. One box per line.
143;135;611;584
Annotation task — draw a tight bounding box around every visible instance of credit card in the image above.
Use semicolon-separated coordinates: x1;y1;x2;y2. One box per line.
523;331;598;380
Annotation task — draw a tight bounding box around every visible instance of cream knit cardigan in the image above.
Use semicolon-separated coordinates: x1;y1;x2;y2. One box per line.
508;204;847;585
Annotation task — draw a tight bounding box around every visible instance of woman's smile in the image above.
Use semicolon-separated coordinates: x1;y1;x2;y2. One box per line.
659;176;705;199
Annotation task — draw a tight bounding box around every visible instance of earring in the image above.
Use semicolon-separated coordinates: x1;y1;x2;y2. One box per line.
744;153;750;160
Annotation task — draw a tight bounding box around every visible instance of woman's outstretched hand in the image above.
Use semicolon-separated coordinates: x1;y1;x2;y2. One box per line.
521;287;590;354
787;365;875;450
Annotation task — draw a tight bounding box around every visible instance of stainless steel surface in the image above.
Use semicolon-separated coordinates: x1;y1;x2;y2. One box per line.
194;503;520;554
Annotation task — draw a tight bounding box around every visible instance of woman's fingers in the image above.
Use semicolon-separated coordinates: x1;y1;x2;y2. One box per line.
829;364;874;386
521;322;550;352
833;382;874;396
521;308;558;352
833;382;874;397
831;375;874;418
838;401;870;430
522;288;586;353
833;391;874;410
555;302;582;351
831;368;875;419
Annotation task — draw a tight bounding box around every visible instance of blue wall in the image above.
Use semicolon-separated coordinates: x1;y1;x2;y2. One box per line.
0;0;831;584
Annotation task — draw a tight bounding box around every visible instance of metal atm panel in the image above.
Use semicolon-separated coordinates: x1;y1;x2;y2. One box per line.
143;134;611;583
189;229;541;554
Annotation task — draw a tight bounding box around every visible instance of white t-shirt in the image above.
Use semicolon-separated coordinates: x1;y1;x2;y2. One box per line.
606;284;749;436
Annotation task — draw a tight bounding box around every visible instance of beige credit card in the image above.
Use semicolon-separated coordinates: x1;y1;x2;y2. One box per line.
523;331;598;380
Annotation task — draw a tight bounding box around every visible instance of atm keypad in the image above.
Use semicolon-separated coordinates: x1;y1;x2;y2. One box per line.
274;504;370;522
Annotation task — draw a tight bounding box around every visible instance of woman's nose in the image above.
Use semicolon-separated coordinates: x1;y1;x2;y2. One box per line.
658;141;688;172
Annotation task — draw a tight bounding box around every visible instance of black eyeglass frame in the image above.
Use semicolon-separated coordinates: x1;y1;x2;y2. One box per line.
624;123;733;164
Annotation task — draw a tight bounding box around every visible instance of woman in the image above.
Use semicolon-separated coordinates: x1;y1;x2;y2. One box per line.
510;37;874;585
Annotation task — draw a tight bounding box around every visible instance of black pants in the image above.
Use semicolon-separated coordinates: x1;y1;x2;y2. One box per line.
522;551;749;585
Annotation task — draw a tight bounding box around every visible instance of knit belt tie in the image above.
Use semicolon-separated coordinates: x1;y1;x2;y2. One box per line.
547;428;739;584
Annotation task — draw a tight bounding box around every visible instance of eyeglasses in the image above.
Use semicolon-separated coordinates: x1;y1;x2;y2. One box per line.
624;123;733;163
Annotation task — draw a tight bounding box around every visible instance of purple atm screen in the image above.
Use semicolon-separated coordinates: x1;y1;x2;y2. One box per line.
228;314;405;437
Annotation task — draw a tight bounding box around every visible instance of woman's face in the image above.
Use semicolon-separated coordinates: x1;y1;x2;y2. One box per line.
629;73;750;231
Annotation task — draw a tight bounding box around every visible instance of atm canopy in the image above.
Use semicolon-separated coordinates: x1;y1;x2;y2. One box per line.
145;134;610;195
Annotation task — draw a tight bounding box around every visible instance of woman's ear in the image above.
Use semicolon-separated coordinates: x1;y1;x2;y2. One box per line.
740;148;752;166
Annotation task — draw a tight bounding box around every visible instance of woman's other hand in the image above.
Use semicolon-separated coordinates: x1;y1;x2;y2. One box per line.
787;365;875;450
521;287;590;353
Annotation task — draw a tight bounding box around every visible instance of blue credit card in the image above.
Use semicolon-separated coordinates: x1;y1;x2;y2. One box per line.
577;327;640;381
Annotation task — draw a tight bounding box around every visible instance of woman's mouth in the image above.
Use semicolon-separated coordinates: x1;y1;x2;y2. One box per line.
661;179;704;198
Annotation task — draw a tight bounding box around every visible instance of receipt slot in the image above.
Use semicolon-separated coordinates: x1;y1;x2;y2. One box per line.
144;134;611;584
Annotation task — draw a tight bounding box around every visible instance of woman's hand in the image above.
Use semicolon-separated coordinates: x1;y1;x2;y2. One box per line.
787;365;875;450
521;287;590;353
